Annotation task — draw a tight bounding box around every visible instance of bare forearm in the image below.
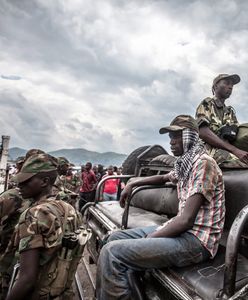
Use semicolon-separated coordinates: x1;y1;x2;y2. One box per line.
149;215;192;238
199;126;237;153
128;174;170;189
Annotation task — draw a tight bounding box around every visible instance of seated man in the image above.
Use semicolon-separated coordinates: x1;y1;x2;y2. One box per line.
96;115;225;300
195;73;248;168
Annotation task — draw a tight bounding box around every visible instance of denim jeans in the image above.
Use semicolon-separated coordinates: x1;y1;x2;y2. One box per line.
96;226;210;300
103;192;117;201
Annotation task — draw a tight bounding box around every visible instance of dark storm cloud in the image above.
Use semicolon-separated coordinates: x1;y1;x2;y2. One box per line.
1;0;248;153
0;89;57;150
0;0;158;92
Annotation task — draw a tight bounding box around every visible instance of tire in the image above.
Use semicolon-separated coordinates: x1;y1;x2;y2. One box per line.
150;154;176;168
122;145;167;175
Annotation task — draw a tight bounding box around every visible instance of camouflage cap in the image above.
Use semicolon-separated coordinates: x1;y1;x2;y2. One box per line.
25;148;45;160
213;74;240;87
16;156;25;164
57;156;70;166
159;115;198;134
13;153;58;183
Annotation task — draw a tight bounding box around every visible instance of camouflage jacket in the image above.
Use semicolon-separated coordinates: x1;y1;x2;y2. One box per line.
195;96;238;135
195;97;239;162
10;196;82;296
0;188;31;272
52;175;80;207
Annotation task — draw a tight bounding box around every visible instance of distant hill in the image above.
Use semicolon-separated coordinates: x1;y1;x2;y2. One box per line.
8;147;127;167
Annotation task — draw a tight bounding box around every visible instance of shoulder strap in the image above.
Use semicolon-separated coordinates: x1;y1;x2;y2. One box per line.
44;201;70;235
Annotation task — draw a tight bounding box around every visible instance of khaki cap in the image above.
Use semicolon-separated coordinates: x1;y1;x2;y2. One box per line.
159;115;198;134
213;74;240;86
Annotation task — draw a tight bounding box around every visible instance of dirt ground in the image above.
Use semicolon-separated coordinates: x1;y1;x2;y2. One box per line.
73;249;97;300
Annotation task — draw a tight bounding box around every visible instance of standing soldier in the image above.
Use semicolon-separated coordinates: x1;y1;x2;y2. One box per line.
0;149;44;298
0;189;31;299
53;157;79;208
6;153;82;300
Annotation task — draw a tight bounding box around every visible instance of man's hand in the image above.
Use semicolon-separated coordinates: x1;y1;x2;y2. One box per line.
145;232;156;238
119;185;132;208
232;148;248;164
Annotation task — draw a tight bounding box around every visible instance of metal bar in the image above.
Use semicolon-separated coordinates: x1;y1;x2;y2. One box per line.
7;263;20;296
82;257;96;290
121;184;176;229
94;174;134;205
75;271;84;300
223;204;248;297
229;282;248;299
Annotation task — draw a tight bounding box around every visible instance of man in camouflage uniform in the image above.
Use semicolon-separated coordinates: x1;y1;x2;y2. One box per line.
195;73;248;168
0;149;45;298
6;153;82;300
52;157;80;208
0;189;31;299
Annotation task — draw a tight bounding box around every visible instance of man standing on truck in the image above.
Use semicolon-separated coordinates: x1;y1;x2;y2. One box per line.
96;115;225;300
195;73;248;168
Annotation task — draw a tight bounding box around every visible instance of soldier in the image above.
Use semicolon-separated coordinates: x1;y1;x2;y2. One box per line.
0;149;45;298
65;166;81;194
52;157;79;208
6;153;82;300
195;73;248;168
0;189;31;299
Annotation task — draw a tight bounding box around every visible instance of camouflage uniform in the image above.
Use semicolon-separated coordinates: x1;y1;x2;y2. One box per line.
64;173;81;193
53;157;80;208
196;96;248;168
8;153;83;299
13;196;81;298
52;175;80;207
0;188;31;298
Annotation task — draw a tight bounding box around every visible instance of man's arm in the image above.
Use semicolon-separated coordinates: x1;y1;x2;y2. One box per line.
199;126;248;164
120;174;170;208
147;193;205;238
6;249;39;300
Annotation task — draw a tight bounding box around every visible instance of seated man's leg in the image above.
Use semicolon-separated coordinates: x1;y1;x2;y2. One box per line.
96;232;210;300
108;226;158;242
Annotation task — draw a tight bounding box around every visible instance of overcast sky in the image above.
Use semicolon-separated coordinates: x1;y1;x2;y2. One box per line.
1;0;248;155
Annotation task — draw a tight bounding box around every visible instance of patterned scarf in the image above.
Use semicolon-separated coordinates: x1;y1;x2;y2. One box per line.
173;129;205;185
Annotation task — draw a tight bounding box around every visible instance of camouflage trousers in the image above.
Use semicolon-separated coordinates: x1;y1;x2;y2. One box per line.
38;290;74;300
209;148;248;169
0;271;11;299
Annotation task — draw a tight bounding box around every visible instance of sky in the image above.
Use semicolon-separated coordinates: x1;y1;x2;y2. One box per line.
1;0;248;155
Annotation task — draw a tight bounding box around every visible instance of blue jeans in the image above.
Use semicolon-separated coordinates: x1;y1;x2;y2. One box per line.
103;192;117;201
96;226;210;300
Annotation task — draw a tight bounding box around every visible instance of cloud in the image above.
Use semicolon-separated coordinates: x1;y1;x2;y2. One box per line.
1;0;248;156
1;75;22;80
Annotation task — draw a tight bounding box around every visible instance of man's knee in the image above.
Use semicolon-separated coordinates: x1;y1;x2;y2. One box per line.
107;230;123;242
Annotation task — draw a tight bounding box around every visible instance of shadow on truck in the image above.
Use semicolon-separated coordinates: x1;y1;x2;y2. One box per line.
83;145;248;300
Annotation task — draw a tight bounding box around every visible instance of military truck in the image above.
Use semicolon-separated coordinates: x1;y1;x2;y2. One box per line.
83;145;248;300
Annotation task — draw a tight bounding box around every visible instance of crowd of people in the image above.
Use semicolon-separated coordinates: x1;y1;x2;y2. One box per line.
1;73;248;299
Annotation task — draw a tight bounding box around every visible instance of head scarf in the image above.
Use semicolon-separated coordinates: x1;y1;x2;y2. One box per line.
173;128;205;185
